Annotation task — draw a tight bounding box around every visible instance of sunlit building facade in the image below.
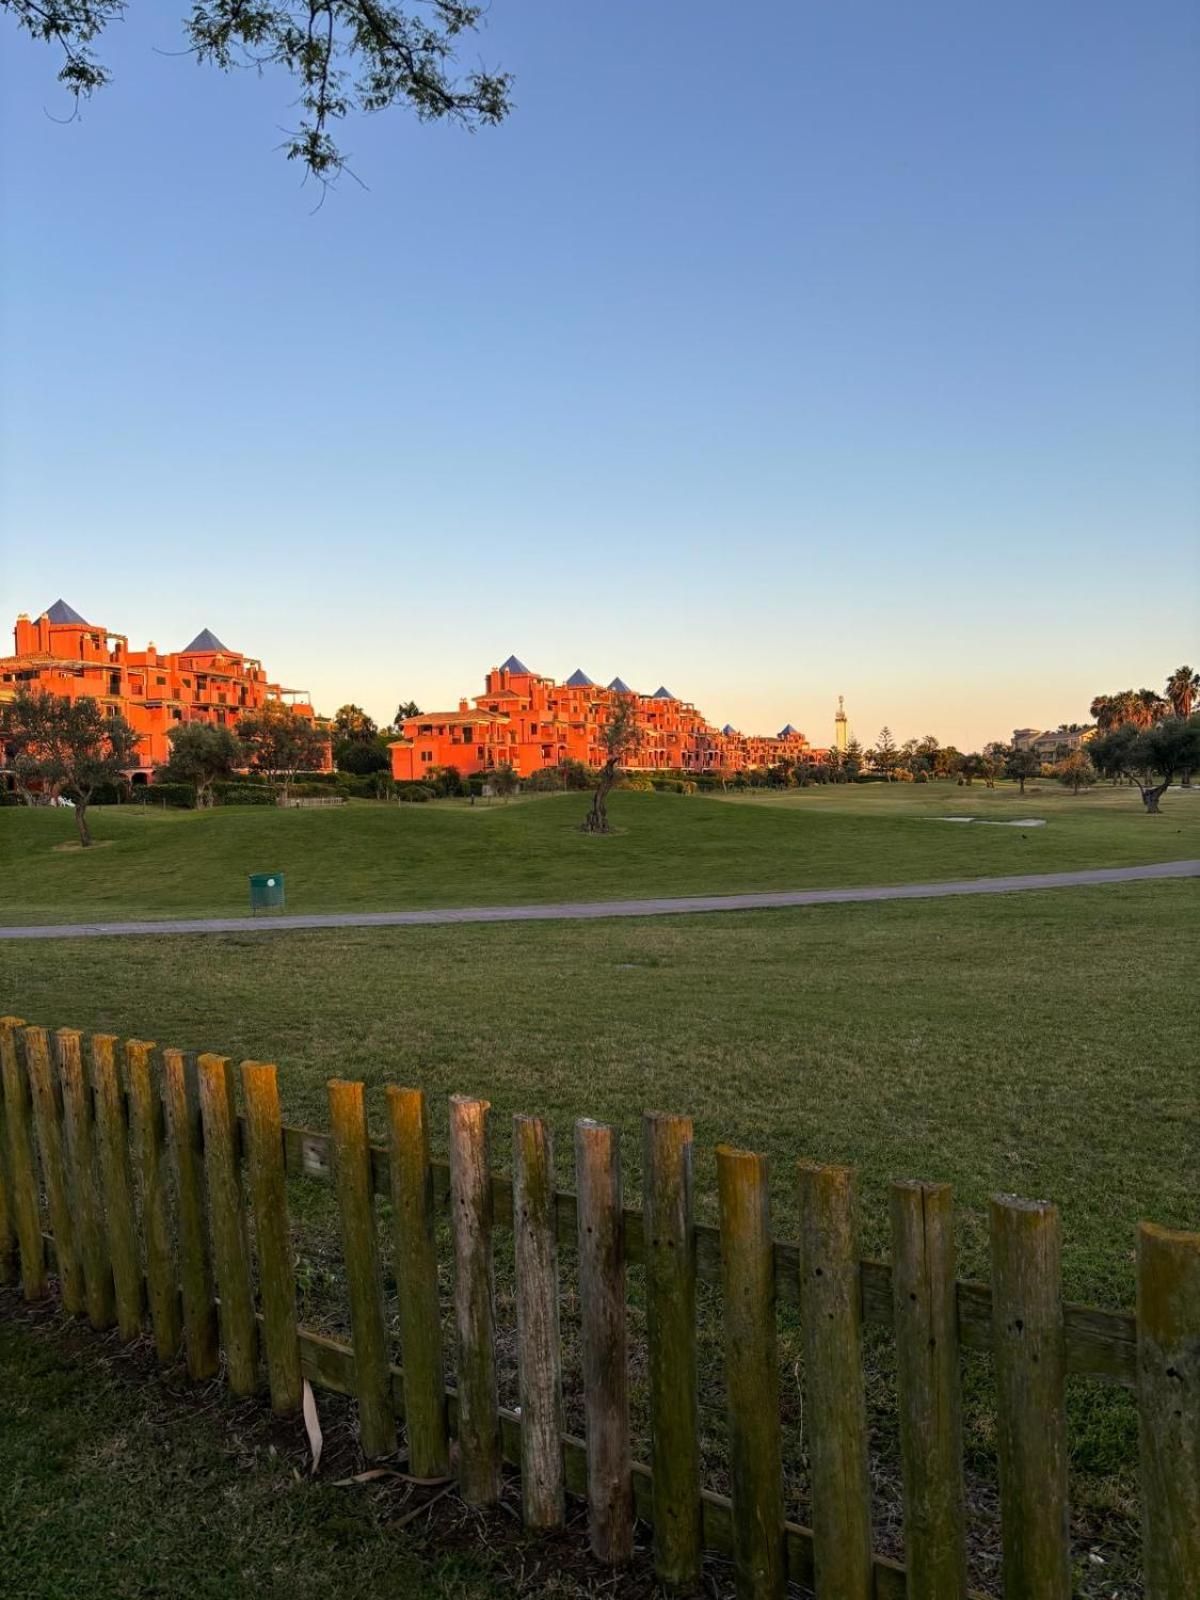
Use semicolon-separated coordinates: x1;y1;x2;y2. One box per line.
1;600;328;778
390;656;821;781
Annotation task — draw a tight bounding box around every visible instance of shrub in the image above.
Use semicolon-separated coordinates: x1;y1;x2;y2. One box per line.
139;782;197;808
526;767;566;793
214;783;275;806
395;782;436;803
90;780;133;805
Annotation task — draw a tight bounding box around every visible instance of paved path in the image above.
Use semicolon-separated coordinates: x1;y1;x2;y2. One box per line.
2;859;1195;941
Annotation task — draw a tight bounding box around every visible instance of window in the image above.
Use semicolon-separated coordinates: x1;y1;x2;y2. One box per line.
420;750;433;762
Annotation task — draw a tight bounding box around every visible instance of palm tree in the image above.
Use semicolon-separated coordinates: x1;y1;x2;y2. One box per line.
1134;688;1167;727
1165;665;1199;719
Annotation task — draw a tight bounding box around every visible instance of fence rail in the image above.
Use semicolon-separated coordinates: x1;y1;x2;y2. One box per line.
1;1015;1196;1600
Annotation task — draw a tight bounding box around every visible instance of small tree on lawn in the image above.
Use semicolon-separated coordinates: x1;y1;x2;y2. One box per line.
158;722;242;808
490;762;518;800
237;701;328;803
582;695;641;834
1005;746;1041;795
842;737;865;780
1088;717;1200;813
1;690;138;846
1053;751;1095;795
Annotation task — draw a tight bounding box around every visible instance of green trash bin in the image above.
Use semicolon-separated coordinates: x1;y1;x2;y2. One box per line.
249;872;285;913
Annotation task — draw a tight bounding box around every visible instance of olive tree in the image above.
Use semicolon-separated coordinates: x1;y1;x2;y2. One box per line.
158;722;243;807
1088;717;1200;813
582;695;641;835
0;689;138;846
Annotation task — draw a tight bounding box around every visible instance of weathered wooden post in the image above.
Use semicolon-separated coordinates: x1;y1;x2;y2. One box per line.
328;1078;397;1457
1136;1220;1200;1600
716;1143;784;1600
243;1061;302;1414
197;1052;258;1394
57;1027;114;1329
0;1015;24;1288
162;1047;219;1379
449;1095;501;1504
889;1180;966;1600
513;1114;565;1529
575;1118;632;1564
990;1194;1070;1600
1;1017;42;1300
92;1034;144;1340
387;1085;449;1478
25;1025;85;1315
643;1110;701;1590
127;1039;182;1361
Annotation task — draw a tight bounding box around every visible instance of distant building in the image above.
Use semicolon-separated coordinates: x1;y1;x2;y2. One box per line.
390;657;823;781
1011;725;1092;762
1;600;330;780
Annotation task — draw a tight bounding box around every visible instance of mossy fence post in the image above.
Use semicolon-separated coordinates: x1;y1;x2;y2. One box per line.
387;1085;449;1478
575;1117;633;1566
1;1017;42;1300
990;1194;1070;1600
197;1051;258;1394
0;1016;24;1288
25;1025;85;1316
92;1034;143;1340
1136;1221;1200;1599
243;1061;301;1415
449;1094;501;1505
513;1114;564;1529
328;1078;396;1457
643;1110;700;1590
57;1028;114;1329
889;1180;966;1600
162;1047;219;1379
127;1039;181;1362
716;1143;784;1600
798;1160;873;1600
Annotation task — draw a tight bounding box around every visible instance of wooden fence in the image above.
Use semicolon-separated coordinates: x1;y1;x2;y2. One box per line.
0;1015;1196;1599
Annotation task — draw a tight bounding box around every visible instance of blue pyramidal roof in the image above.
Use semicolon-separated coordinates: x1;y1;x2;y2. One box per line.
182;628;230;654
722;723;737;736
44;599;87;624
565;668;595;688
651;685;676;700
607;677;633;694
778;723;800;737
499;654;532;675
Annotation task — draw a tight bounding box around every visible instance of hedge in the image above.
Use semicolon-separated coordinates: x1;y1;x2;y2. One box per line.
213;783;275;806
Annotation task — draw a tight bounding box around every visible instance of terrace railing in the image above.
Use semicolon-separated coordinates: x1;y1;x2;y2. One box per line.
0;1016;1196;1599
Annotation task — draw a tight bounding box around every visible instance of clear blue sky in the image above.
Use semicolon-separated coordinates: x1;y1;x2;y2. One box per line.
2;1;1196;749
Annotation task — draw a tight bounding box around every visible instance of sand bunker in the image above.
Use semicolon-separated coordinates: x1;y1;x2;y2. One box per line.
935;817;1046;828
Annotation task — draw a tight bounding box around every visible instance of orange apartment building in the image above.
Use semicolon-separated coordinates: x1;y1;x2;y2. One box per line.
390;656;822;781
1;600;328;779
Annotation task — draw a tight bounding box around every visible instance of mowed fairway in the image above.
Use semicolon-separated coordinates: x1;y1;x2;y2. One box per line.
3;779;1198;924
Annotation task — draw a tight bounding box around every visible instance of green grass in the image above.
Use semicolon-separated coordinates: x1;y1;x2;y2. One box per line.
5;794;1195;1592
0;1298;520;1600
3;780;1197;924
8;883;1193;1302
7;883;1194;1590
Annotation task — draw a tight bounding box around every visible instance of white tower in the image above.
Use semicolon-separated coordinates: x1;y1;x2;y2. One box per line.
835;695;848;753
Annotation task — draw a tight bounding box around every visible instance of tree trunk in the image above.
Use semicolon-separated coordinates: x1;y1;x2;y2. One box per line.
1140;781;1170;814
74;798;92;848
582;763;617;833
1018;776;1026;795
